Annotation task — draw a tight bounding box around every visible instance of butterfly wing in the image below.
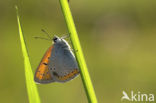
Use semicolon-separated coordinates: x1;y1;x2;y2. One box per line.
49;41;79;83
34;46;55;84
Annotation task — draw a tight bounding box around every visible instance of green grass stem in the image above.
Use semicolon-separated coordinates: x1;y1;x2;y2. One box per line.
59;0;98;103
15;6;41;103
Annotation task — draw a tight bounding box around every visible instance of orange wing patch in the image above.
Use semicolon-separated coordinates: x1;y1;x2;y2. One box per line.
54;69;79;81
34;46;53;82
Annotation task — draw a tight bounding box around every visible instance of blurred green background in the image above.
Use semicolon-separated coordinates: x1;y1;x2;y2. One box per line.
0;0;156;103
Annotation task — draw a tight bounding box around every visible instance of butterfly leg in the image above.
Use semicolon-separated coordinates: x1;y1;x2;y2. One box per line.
61;33;70;39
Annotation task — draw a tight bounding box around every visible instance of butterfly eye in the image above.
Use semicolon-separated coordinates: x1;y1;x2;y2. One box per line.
53;38;57;42
53;37;58;42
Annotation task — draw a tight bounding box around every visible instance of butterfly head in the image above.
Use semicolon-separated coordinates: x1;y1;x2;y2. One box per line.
53;36;61;43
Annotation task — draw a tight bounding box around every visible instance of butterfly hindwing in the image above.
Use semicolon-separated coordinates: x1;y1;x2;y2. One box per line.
34;46;55;84
49;39;79;83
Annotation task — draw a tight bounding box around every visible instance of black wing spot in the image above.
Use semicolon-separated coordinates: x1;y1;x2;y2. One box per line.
50;67;55;70
50;68;55;70
40;74;45;76
43;63;48;65
53;72;59;77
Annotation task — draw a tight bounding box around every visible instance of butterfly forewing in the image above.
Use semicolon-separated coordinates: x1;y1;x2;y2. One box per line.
34;46;55;84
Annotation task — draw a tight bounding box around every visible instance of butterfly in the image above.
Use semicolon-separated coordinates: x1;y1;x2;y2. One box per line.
34;30;79;84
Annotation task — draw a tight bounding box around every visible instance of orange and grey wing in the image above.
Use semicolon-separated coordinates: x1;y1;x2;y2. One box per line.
34;46;55;84
49;44;79;83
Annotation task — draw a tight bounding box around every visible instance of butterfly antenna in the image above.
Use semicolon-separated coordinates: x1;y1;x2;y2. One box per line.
41;29;52;39
33;36;51;41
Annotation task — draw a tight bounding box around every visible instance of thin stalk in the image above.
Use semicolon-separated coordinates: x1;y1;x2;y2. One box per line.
59;0;98;103
15;6;41;103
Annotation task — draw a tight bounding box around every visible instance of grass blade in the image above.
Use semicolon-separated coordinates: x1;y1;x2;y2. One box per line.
15;6;41;103
59;0;98;103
